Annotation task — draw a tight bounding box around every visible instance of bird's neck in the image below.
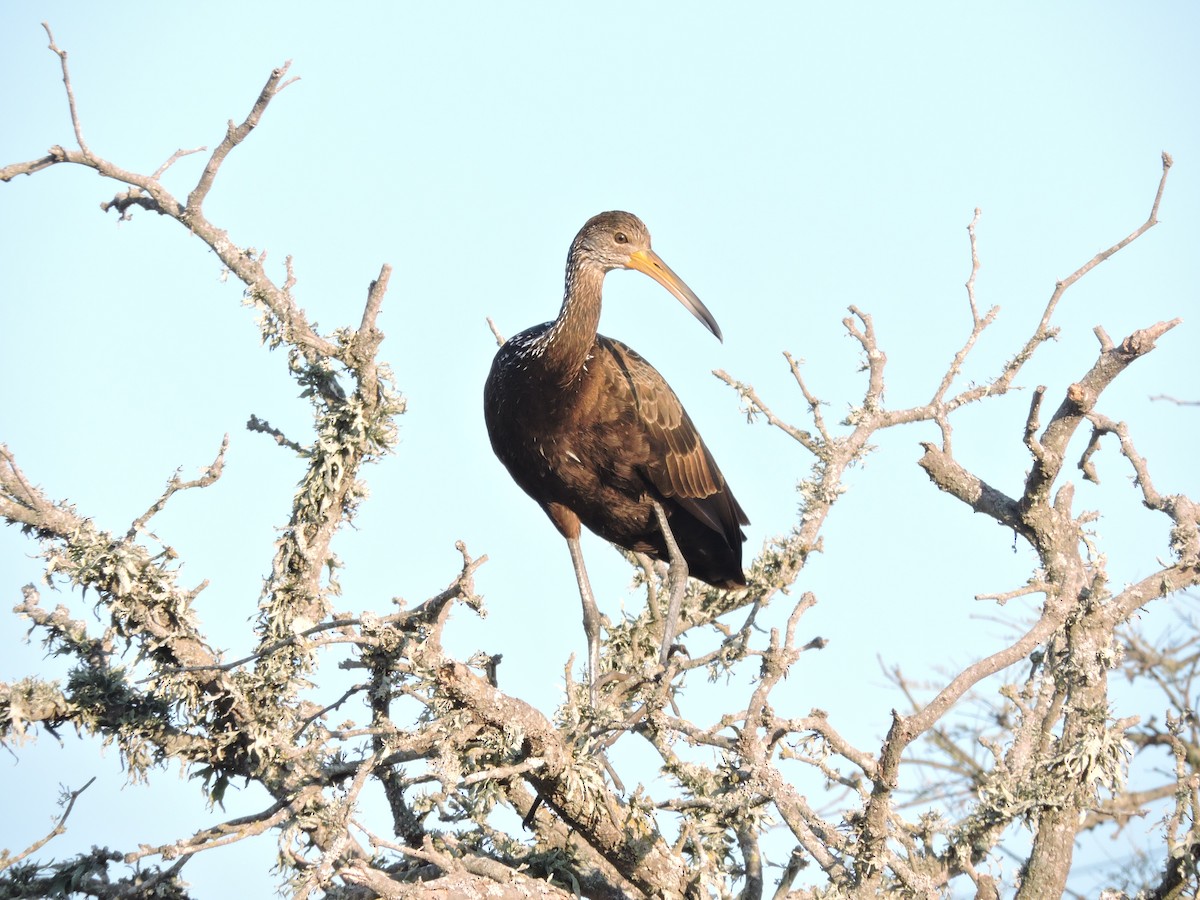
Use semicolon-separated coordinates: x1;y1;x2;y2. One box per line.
541;263;605;385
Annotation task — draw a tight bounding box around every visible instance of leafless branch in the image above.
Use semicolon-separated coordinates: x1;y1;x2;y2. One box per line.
127;435;229;540
246;414;307;453
151;146;206;180
1150;394;1200;407
714;365;822;451
185;62;298;212
41;23;90;156
486;316;506;346
0;777;95;872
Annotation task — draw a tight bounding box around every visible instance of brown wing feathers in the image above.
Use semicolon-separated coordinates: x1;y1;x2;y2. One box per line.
598;338;748;548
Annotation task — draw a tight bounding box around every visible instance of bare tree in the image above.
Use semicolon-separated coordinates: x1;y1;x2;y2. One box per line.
2;28;1198;900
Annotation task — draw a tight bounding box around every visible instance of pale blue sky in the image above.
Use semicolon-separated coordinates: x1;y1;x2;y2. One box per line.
2;3;1197;896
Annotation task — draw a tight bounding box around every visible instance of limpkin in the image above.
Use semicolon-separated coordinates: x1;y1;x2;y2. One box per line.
484;211;748;698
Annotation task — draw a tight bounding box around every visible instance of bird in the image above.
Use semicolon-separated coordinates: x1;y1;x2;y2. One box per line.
484;211;748;698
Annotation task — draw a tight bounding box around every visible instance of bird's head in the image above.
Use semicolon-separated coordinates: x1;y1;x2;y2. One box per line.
570;210;724;341
574;210;654;269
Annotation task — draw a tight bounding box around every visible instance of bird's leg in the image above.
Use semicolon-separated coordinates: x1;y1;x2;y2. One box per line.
566;536;602;706
651;500;689;666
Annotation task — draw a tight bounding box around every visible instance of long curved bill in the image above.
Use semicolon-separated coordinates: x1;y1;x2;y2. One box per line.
627;248;724;342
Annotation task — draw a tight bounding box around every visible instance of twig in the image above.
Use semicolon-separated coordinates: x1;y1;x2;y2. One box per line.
124;800;293;863
1023;386;1046;459
1150;394;1200;407
460;758;546;787
932;208;1000;407
975;582;1051;606
784;351;831;441
486;316;506;347
714;367;822;453
359;264;392;338
42;23;90;156
0;776;95;872
843;305;886;410
1013;153;1172;392
151;146;206;180
912;609;1068;736
1083;411;1164;509
186;61;298;212
1078;425;1106;484
127;435;229;539
247;414;306;453
1024;318;1181;508
964;208;983;324
295;682;369;740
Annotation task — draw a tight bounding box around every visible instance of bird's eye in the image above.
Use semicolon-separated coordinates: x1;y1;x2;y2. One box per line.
614;232;628;244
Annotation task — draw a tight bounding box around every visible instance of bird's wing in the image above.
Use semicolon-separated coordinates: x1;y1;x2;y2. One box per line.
596;337;748;535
